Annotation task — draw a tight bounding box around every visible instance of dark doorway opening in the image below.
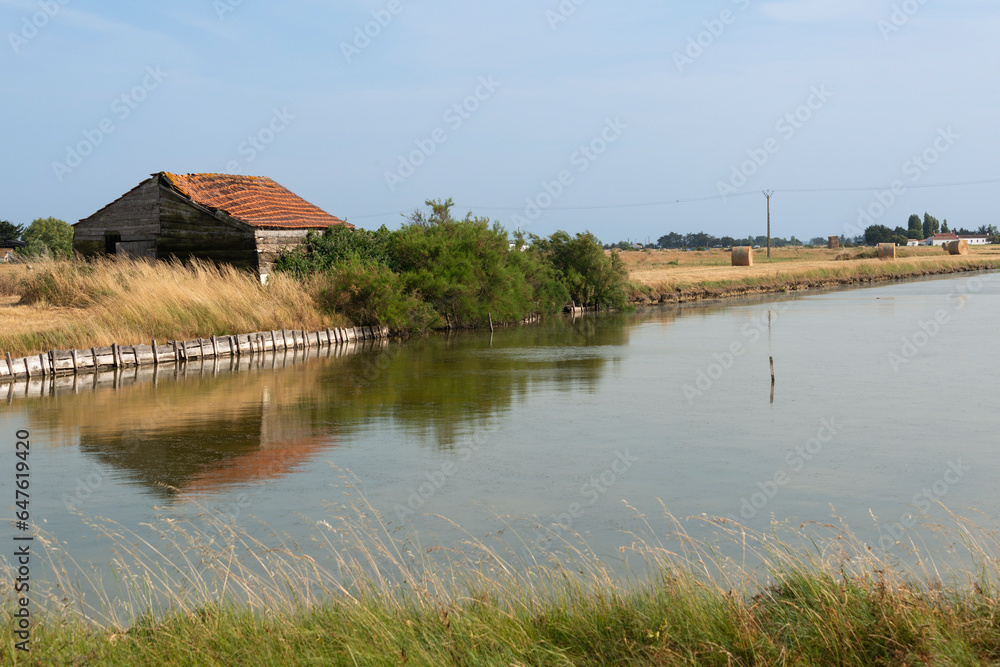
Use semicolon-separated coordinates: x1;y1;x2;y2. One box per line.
104;233;121;254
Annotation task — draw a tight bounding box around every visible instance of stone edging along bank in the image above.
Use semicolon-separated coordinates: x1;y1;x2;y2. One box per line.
0;326;389;383
628;262;1000;306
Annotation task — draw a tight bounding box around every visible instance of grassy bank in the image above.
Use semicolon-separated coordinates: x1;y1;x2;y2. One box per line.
624;245;1000;303
0;257;346;358
0;200;631;357
3;245;999;359
4;506;1000;665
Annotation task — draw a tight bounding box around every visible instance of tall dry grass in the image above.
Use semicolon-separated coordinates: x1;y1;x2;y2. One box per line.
0;257;348;357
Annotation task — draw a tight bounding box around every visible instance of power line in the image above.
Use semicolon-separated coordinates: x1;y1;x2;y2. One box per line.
343;177;1000;221
773;177;1000;194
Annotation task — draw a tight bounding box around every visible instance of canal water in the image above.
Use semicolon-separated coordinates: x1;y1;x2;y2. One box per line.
2;272;999;598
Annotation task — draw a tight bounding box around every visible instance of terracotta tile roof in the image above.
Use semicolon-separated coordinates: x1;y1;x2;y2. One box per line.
160;172;352;230
930;233;959;241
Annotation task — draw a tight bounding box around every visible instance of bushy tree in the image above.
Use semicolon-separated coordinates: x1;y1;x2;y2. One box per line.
529;230;628;310
941;219;950;233
276;198;634;330
657;232;684;249
391;201;565;326
22;217;73;258
906;214;924;240
864;224;894;245
809;237;826;246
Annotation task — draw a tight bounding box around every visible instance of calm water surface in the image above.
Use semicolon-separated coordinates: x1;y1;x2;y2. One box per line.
3;272;999;585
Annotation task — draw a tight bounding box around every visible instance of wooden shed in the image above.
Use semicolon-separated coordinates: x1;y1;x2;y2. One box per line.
73;172;353;279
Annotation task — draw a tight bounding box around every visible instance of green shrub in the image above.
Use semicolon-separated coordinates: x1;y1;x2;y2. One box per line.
276;198;625;331
390;202;567;327
274;225;392;276
313;261;438;331
529;230;629;310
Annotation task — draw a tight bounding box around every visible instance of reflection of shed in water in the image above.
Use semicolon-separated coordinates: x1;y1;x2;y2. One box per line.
26;358;339;496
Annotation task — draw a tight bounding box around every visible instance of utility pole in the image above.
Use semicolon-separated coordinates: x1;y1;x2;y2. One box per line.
763;190;774;258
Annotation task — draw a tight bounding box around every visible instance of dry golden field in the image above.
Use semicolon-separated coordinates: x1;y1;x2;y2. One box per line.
621;245;1000;301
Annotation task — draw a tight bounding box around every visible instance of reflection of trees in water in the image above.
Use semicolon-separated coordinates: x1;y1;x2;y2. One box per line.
310;315;630;448
25;315;631;495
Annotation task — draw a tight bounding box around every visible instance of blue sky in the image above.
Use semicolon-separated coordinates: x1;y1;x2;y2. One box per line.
2;0;998;243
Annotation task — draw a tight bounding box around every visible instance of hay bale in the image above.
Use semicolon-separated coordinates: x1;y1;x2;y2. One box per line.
732;246;753;266
945;239;969;255
877;243;896;260
828;236;840;249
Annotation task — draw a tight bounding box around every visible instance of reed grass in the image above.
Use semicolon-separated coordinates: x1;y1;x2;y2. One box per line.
0;257;347;357
4;490;1000;665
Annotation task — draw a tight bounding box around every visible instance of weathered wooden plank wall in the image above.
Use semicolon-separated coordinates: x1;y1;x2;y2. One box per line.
0;326;390;383
73;177;161;257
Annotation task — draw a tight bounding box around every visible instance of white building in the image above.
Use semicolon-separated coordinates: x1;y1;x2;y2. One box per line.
927;233;960;246
926;233;991;246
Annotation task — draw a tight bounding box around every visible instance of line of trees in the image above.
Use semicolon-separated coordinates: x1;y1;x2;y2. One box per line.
1;217;74;258
652;232;804;250
864;212;999;245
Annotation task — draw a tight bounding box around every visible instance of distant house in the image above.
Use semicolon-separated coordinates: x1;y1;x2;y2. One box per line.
0;239;26;262
926;232;959;246
906;239;919;246
73;172;353;280
925;232;990;246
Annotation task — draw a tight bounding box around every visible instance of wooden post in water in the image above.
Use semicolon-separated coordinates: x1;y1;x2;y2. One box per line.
70;349;79;371
5;352;13;377
211;335;219;357
488;313;494;333
151;340;159;366
769;356;775;384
